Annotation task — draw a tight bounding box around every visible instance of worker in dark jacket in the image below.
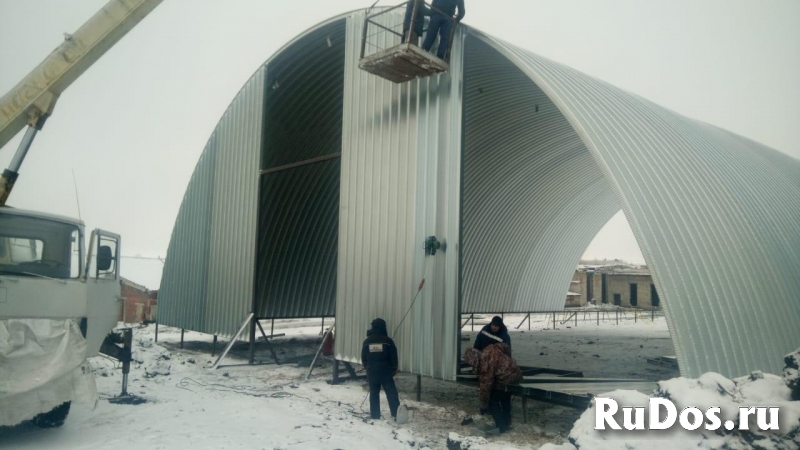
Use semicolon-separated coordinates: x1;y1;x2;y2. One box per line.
422;0;465;59
402;0;430;44
474;316;511;356
361;318;400;420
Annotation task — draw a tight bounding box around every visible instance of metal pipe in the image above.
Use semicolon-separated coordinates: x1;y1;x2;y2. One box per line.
416;374;422;401
212;313;254;370
248;317;257;364
212;335;218;357
9;126;37;172
154;322;158;342
0;126;38;206
360;17;369;58
180;329;184;349
445;15;458;62
306;324;335;381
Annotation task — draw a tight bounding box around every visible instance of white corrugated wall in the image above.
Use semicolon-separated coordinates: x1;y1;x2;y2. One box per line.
335;10;464;380
158;67;264;337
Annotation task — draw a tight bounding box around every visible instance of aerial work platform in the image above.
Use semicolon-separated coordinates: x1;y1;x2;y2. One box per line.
359;42;449;84
358;1;457;83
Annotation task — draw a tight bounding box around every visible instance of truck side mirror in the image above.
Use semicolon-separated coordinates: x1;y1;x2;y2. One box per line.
97;245;113;271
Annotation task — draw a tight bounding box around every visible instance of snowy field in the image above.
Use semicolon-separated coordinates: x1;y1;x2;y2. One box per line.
1;314;796;449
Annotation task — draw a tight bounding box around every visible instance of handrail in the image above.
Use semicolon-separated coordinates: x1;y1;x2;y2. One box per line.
360;0;459;62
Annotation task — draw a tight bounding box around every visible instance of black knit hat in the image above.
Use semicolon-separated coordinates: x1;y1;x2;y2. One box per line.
491;316;504;327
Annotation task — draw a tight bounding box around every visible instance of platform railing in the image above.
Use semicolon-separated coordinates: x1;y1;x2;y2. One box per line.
360;0;459;63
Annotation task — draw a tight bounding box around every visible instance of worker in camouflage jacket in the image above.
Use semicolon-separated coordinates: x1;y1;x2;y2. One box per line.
464;343;522;433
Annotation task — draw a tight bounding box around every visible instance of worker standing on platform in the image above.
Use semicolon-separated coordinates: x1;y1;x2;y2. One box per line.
402;0;430;45
422;0;465;59
361;318;400;420
464;344;522;434
474;316;511;356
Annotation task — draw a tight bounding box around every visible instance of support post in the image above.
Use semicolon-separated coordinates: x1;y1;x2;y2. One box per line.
256;319;280;364
597;310;600;326
471;314;475;332
635;310;638;323
332;359;341;384
321;316;325;335
154;322;158;342
522;396;528;424
120;328;132;396
552;312;556;330
515;313;530;330
271;318;274;337
616;309;618;325
416;375;422;402
575;311;578;327
248;316;257;364
212;335;218;357
652;308;655;321
180;329;184;349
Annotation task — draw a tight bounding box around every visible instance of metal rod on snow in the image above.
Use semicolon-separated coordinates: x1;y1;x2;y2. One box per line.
306;323;335;381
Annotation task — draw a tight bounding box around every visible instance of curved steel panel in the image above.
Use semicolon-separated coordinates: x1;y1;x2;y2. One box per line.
334;10;464;381
472;31;800;378
159;67;264;337
461;36;620;314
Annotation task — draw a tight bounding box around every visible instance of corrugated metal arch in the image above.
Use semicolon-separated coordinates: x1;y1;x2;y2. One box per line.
466;30;800;378
159;9;800;380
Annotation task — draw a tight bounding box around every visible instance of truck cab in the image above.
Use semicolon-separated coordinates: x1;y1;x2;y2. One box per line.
0;207;122;426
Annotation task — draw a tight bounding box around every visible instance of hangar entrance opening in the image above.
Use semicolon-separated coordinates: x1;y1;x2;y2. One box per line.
458;35;675;384
254;19;347;320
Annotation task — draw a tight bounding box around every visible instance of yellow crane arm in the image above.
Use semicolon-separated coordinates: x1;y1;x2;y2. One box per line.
0;0;163;150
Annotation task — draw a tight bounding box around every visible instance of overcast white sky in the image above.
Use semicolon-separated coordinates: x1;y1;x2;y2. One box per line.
1;0;798;287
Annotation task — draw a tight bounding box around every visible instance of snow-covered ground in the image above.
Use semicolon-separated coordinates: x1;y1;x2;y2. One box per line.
1;315;796;449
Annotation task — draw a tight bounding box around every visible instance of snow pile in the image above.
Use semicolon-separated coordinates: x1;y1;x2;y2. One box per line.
446;432;489;449
548;353;800;450
784;347;800;401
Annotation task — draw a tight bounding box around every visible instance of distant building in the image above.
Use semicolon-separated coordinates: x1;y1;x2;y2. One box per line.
567;264;661;309
119;278;158;323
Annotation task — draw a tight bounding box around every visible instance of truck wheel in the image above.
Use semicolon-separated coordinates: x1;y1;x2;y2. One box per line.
31;402;71;428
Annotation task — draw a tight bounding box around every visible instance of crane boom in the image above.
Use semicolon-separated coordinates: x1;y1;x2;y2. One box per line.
0;0;163;150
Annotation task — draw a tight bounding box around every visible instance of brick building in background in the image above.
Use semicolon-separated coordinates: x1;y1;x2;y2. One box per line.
567;263;661;309
119;278;158;323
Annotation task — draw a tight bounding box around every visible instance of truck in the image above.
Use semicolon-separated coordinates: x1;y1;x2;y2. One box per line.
0;0;162;427
0;209;122;427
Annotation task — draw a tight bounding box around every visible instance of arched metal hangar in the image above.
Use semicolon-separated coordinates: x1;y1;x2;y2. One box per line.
159;9;800;381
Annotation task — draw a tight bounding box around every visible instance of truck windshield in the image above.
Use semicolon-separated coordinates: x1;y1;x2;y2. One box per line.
0;214;81;279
